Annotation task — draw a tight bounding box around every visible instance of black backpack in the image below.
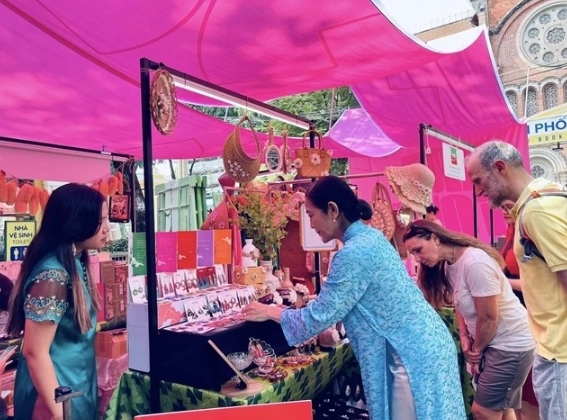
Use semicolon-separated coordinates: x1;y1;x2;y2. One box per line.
518;189;567;263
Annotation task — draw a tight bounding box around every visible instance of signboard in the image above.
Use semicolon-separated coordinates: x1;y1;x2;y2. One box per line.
442;143;466;181
4;220;36;261
528;115;567;146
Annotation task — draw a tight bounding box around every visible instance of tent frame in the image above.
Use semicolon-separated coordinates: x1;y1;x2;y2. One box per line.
139;57;314;413
418;123;495;244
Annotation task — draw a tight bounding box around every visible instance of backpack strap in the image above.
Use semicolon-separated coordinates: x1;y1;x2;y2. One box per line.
517;189;567;263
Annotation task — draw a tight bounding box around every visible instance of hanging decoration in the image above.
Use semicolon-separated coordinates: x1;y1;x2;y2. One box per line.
263;123;283;173
294;130;332;178
222;115;261;183
149;68;178;136
370;182;395;240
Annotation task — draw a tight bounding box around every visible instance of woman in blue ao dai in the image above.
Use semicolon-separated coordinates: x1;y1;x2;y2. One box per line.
242;176;466;420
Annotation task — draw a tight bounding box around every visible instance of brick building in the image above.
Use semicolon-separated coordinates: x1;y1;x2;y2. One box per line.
487;0;567;184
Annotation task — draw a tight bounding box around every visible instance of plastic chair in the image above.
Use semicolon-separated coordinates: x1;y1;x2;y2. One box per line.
134;400;313;419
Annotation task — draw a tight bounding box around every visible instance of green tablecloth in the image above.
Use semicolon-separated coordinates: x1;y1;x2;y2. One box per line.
437;307;475;420
103;343;354;420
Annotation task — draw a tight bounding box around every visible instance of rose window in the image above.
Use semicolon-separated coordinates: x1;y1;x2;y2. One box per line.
521;5;567;66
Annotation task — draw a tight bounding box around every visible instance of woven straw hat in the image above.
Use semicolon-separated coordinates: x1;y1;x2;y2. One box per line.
385;164;435;214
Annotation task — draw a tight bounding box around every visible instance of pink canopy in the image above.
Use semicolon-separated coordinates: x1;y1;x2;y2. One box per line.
0;0;526;241
0;0;524;160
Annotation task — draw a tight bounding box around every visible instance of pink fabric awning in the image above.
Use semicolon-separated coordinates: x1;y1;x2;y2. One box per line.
0;0;473;159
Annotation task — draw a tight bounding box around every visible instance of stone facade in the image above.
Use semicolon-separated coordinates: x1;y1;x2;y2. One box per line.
488;0;567;118
487;0;567;183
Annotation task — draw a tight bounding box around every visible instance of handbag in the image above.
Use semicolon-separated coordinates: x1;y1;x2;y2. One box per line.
222;116;261;183
370;182;395;240
294;130;331;178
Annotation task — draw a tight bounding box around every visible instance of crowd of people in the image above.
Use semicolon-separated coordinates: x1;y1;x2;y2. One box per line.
0;140;565;420
246;141;567;420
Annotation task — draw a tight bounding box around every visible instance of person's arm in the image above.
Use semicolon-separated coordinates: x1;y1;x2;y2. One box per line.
23;320;62;420
21;269;70;420
464;258;501;354
244;245;372;345
456;310;471;350
471;295;499;353
507;278;522;292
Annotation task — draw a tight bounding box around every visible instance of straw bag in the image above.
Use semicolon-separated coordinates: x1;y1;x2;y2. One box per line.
223;116;261;183
294;130;331;178
370;182;395;240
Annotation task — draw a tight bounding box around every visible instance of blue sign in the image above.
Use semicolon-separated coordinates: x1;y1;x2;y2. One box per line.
9;246;28;261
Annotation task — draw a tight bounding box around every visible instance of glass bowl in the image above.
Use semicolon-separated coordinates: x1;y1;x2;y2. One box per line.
253;348;276;374
227;352;253;371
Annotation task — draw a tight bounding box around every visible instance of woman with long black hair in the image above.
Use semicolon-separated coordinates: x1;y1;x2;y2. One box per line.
7;183;109;420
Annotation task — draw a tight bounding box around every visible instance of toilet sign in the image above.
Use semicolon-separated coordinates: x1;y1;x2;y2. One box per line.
4;220;36;261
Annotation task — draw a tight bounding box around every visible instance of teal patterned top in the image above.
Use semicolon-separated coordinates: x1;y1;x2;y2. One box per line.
281;221;467;420
14;254;98;420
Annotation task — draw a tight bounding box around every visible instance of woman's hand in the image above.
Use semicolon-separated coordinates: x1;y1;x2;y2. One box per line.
242;302;283;323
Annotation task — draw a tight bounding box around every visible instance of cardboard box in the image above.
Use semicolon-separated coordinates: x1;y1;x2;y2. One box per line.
95;329;128;359
233;266;265;285
100;261;116;284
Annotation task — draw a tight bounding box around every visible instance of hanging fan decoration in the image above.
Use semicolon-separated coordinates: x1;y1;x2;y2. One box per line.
150;68;178;136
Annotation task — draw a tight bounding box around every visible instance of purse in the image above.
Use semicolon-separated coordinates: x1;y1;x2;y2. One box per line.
294;130;331;178
222;116;261;183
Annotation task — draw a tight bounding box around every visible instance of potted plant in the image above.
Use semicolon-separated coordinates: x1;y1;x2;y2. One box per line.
233;187;288;263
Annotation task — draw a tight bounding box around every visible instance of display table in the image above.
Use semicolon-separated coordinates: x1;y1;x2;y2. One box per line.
437;307;475;420
103;343;355;420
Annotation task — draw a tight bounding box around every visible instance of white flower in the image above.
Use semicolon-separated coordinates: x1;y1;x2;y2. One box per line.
293;158;303;169
272;291;283;305
310;153;321;166
294;284;310;296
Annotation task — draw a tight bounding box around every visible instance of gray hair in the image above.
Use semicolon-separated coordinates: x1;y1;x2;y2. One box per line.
474;140;524;170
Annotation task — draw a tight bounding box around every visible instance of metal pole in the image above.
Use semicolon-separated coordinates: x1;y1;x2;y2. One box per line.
419;123;427;166
489;208;495;247
309;120;321;294
129;160;137;233
140;58;160;413
473;185;478;238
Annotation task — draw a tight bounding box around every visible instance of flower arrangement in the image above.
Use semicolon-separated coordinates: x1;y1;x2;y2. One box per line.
233;185;289;261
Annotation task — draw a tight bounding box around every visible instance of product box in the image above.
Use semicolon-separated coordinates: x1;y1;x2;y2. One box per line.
95;329;128;359
127;298;190;372
105;298;126;320
103;283;126;303
100;261;116;284
114;263;128;283
233;266;265;285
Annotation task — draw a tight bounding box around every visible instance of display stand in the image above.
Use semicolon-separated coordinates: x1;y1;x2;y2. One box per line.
139;58;311;414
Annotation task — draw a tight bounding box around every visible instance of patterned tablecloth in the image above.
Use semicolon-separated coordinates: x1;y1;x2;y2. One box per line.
437;307;475;420
103;343;354;420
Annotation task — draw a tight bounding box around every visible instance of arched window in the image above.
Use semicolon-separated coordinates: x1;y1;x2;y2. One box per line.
524;87;539;117
506;91;518;115
543;83;558;109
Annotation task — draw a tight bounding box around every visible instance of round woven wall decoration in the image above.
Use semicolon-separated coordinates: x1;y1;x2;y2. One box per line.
150;69;178;136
